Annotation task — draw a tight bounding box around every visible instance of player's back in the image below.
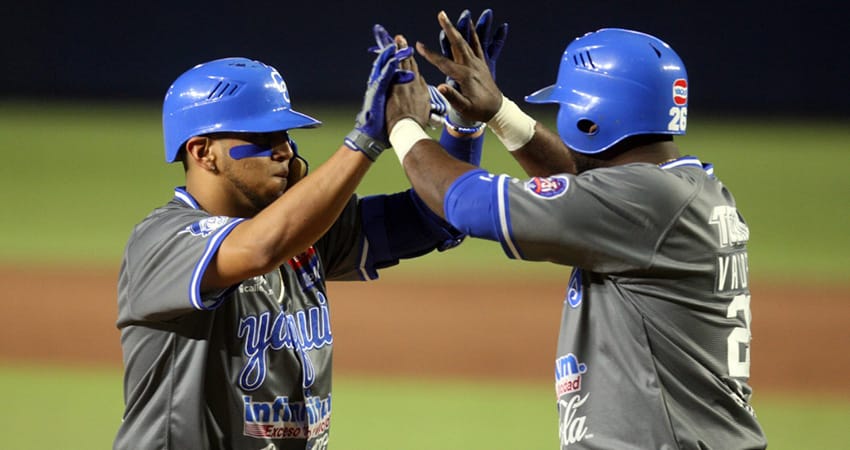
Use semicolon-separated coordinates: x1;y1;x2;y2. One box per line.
552;160;767;449
496;157;766;448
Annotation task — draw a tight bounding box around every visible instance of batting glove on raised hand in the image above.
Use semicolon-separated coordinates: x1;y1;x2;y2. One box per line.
345;36;414;161
439;9;508;134
372;24;447;129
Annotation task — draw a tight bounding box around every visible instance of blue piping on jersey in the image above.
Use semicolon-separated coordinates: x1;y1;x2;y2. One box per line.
174;187;200;209
659;156;715;178
189;219;245;310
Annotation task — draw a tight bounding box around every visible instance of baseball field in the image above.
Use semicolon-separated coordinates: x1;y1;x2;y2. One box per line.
0;101;848;449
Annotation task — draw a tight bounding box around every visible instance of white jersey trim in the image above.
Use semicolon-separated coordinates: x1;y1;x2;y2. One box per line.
172;187;247;310
497;174;521;259
189;218;245;310
357;236;375;281
174;187;200;209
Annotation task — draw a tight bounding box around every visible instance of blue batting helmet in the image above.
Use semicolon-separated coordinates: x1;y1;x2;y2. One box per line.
525;29;688;154
162;57;321;163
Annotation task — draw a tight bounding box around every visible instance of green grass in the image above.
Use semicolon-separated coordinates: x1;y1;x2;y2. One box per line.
1;101;848;281
1;103;847;448
0;363;846;450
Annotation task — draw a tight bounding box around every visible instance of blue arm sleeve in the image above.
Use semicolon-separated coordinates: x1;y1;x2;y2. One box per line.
443;169;523;259
357;190;465;279
443;168;501;241
439;128;483;165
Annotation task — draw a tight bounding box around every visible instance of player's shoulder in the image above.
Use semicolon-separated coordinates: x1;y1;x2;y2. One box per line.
582;162;702;188
128;199;209;241
578;162;706;207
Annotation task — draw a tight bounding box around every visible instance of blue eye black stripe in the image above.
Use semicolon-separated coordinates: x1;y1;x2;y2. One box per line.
230;144;273;159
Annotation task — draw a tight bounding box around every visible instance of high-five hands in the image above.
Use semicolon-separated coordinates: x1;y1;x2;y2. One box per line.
385;34;432;132
372;24;452;129
437;9;508;133
416;10;506;124
345;33;415;161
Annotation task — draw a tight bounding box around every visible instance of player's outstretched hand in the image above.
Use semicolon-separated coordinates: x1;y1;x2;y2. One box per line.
438;9;507;131
344;38;415;161
373;24;450;129
386;35;432;132
417;10;504;124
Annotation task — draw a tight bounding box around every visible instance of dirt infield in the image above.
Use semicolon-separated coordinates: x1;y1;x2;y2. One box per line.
1;265;847;396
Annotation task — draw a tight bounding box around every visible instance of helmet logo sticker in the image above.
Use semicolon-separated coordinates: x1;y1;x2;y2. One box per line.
673;79;688;106
270;71;290;104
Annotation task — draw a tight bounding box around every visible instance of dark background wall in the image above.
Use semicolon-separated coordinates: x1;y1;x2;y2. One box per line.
2;0;846;117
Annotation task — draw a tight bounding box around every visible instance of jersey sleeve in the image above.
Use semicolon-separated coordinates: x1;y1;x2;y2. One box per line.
446;165;697;272
312;196;364;281
315;191;465;282
118;206;244;324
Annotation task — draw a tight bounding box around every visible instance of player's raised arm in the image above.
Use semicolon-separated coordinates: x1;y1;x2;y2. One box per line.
416;10;575;177
384;35;472;218
204;45;414;291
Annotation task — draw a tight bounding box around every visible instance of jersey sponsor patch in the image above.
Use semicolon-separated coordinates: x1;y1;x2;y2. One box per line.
559;393;592;447
673;78;688;105
242;394;330;440
181;216;229;237
555;353;588;397
287;246;321;292
555;354;593;446
525;175;570;199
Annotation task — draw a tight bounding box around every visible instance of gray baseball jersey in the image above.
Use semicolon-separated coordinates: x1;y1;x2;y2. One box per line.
490;157;766;449
114;187;366;450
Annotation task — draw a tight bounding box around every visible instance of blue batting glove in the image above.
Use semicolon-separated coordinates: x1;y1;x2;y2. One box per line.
439;9;508;131
369;24;395;54
427;84;449;128
372;24;449;128
345;40;414;161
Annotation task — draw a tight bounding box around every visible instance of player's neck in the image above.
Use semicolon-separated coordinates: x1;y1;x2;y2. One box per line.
609;141;681;167
185;176;257;218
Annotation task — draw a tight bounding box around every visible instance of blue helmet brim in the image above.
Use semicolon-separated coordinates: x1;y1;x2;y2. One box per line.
200;107;322;138
264;108;322;132
525;84;559;104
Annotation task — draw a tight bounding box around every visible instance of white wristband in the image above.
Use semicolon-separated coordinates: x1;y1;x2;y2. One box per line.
487;96;536;151
390;118;431;164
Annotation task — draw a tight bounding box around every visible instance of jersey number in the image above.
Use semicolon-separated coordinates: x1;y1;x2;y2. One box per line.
668;107;687;132
726;294;752;377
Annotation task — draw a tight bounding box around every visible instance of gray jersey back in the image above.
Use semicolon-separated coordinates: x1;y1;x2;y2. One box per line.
498;157;765;449
114;189;364;450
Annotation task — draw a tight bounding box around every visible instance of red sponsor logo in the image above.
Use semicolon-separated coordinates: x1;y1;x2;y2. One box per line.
673;79;688;106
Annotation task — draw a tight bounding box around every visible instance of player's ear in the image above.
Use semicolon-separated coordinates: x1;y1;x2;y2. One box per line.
185;136;218;174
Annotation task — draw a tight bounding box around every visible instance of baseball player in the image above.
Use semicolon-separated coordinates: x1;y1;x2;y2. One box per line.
383;10;767;449
112;24;504;450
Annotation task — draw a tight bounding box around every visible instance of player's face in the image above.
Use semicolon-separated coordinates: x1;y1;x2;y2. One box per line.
209;131;295;213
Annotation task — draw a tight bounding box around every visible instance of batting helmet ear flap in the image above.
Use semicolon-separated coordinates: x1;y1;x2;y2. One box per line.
287;137;309;187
